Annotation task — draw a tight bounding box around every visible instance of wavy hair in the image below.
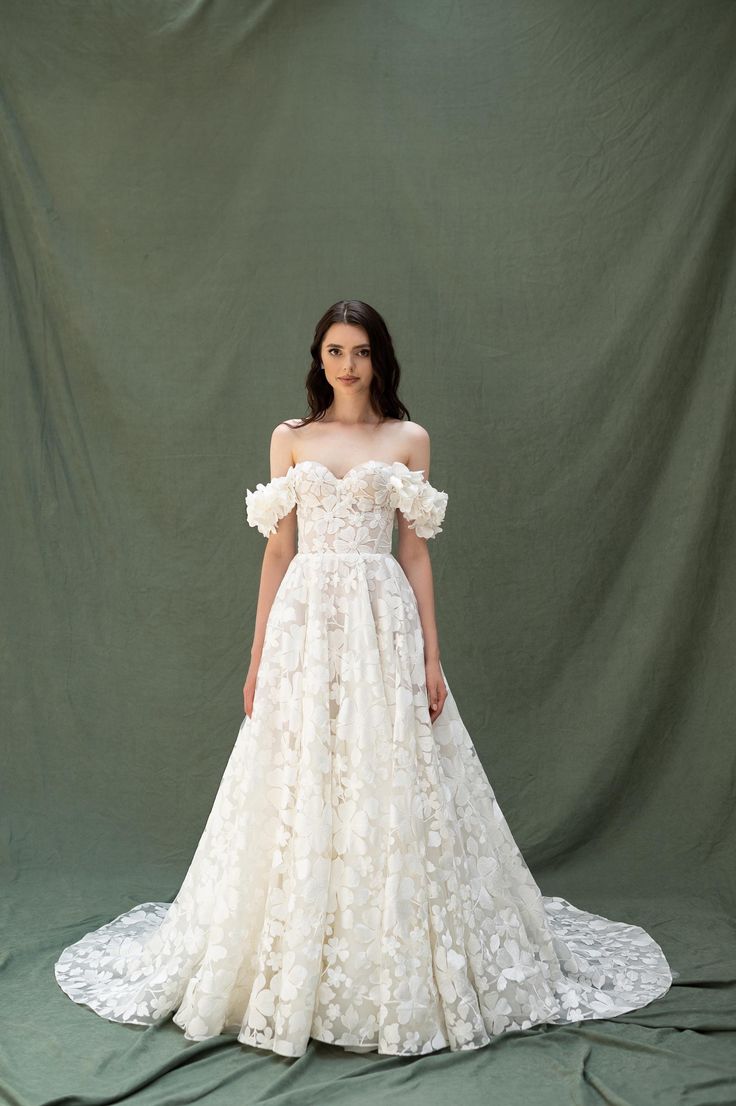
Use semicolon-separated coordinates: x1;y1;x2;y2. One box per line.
286;300;411;428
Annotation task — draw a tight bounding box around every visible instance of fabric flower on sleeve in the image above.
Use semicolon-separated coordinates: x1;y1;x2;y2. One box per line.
388;466;448;539
245;467;297;537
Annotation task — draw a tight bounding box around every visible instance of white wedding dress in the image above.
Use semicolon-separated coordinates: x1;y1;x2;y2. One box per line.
54;459;675;1057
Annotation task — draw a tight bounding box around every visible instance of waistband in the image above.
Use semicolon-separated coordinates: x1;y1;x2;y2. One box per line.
294;550;394;559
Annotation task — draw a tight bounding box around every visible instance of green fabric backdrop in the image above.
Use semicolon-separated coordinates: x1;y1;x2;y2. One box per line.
2;0;735;1102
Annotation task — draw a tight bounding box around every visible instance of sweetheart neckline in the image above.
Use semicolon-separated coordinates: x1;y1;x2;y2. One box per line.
291;458;418;482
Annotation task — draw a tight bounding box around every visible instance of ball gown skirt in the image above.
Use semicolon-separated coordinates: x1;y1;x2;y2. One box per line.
54;460;675;1057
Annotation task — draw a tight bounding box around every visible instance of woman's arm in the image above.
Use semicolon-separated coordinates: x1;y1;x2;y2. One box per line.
395;427;448;722
249;424;297;662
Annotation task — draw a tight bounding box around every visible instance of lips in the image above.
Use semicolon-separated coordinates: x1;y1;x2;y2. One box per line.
339;377;358;382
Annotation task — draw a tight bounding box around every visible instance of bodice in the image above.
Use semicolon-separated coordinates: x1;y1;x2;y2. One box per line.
245;459;448;554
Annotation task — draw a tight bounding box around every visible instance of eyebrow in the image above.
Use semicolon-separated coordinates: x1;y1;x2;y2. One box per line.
326;343;370;349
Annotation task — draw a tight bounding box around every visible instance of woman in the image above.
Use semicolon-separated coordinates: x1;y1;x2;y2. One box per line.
55;299;674;1057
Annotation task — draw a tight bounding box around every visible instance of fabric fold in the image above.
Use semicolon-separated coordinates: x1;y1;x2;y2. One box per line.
245;467;298;536
387;465;448;539
55;459;674;1058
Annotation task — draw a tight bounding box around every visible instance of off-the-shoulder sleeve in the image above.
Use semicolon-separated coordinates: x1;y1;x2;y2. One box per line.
388;467;448;539
245;467;297;537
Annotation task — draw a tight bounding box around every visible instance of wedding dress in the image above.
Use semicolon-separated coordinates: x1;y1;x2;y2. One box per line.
54;459;675;1057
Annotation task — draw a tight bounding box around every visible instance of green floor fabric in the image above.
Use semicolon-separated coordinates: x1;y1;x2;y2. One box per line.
2;0;735;1102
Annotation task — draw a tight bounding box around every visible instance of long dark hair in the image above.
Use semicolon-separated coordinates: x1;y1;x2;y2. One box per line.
287;300;411;428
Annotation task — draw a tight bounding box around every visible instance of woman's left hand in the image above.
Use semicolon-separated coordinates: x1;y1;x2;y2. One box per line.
425;658;447;723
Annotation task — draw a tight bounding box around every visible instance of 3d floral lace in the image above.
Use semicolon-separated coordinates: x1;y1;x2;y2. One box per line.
54;459;674;1057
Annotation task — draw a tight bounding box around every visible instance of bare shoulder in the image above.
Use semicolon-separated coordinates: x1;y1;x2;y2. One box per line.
389;420;431;473
272;418;304;436
269;419;303;473
271;419;304;445
393;420;431;467
397;420;431;450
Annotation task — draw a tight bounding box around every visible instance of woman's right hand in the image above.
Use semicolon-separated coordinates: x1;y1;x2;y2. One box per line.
243;655;261;717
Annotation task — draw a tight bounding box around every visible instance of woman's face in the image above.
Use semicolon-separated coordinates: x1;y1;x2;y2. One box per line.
320;323;373;393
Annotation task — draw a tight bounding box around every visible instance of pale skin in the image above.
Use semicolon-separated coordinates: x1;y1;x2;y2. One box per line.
243;320;448;724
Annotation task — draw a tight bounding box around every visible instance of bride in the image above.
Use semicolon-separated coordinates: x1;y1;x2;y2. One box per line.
54;299;674;1057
